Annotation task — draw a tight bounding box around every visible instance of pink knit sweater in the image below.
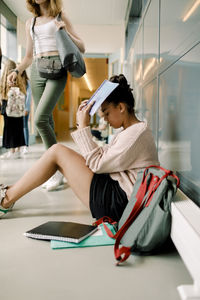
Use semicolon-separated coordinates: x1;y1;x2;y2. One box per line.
71;121;159;199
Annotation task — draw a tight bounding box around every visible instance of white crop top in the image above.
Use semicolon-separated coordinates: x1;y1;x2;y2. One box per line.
30;18;58;55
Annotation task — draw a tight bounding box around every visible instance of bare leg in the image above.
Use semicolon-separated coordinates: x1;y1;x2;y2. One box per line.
2;144;94;209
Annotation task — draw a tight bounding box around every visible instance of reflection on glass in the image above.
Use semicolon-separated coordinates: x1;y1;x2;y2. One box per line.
159;44;200;207
143;58;157;80
143;0;159;80
126;0;200;209
182;0;200;22
141;79;158;142
132;27;142;84
160;0;200;64
131;27;142;111
135;60;142;81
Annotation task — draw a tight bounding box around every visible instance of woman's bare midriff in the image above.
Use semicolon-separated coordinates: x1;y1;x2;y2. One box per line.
36;51;59;57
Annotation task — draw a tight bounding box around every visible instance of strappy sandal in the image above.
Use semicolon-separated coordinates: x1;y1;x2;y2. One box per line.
0;184;14;218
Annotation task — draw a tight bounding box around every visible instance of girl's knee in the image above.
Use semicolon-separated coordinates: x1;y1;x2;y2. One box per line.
48;143;66;155
47;144;70;163
34;116;45;129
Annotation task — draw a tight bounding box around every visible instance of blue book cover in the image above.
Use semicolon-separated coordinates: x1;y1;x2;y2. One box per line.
51;223;116;249
87;79;119;116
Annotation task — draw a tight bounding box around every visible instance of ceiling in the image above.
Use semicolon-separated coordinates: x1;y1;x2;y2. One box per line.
3;0;131;91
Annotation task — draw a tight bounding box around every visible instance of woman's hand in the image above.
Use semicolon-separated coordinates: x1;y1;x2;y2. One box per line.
55;20;66;31
7;71;17;86
55;11;85;53
76;100;94;129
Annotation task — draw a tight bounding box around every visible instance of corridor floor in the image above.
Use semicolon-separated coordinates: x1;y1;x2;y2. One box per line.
0;141;192;300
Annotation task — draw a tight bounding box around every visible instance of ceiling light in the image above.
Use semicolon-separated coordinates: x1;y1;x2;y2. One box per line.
135;60;142;81
182;0;200;22
83;74;93;91
143;58;156;79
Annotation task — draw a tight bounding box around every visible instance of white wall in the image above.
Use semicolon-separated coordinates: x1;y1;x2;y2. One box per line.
74;24;125;54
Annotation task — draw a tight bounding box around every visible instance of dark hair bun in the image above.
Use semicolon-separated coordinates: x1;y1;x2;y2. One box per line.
110;74;132;91
106;74;135;113
118;74;128;87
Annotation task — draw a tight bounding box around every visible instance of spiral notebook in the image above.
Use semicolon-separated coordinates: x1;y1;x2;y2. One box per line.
24;221;98;243
51;223;116;249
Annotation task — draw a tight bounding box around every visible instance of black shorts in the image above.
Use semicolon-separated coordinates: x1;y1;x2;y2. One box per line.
90;173;128;221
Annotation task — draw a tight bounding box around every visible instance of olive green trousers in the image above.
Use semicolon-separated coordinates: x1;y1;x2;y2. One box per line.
30;58;67;149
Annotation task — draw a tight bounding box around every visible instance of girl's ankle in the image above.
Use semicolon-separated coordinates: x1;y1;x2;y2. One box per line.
0;187;12;209
1;195;10;208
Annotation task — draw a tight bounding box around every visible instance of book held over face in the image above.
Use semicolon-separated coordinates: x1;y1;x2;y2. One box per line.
87;79;119;116
24;221;98;243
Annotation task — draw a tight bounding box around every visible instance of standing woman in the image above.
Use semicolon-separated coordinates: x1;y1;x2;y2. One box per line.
0;59;26;159
8;0;85;190
20;69;32;154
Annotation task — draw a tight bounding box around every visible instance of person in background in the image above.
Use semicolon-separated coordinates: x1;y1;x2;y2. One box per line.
7;0;85;191
0;74;159;221
20;69;32;155
91;109;109;144
0;59;26;159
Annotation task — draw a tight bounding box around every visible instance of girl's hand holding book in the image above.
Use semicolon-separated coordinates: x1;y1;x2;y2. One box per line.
76;100;94;129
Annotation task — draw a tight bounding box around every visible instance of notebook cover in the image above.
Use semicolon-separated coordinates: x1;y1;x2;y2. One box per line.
24;221;98;243
86;80;119;116
51;223;116;249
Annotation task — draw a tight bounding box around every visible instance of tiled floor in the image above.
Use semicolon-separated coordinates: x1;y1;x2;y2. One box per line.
0;141;192;300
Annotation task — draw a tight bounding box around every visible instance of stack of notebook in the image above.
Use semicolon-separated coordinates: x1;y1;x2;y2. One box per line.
24;221;116;249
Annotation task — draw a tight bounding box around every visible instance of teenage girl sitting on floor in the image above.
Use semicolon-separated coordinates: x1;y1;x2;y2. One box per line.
0;74;159;221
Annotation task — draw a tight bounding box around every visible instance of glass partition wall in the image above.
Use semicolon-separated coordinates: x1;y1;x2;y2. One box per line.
127;0;200;207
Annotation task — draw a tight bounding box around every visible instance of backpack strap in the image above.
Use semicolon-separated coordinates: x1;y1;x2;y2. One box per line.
31;17;37;58
145;165;180;187
93;216;117;238
57;12;62;22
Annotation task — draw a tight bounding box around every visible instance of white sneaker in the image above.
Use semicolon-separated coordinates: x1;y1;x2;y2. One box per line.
42;171;65;191
0;151;12;159
12;151;21;159
22;146;29;155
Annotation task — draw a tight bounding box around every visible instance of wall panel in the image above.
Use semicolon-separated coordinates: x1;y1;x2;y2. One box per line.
160;0;200;69
158;43;200;206
126;0;200;206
